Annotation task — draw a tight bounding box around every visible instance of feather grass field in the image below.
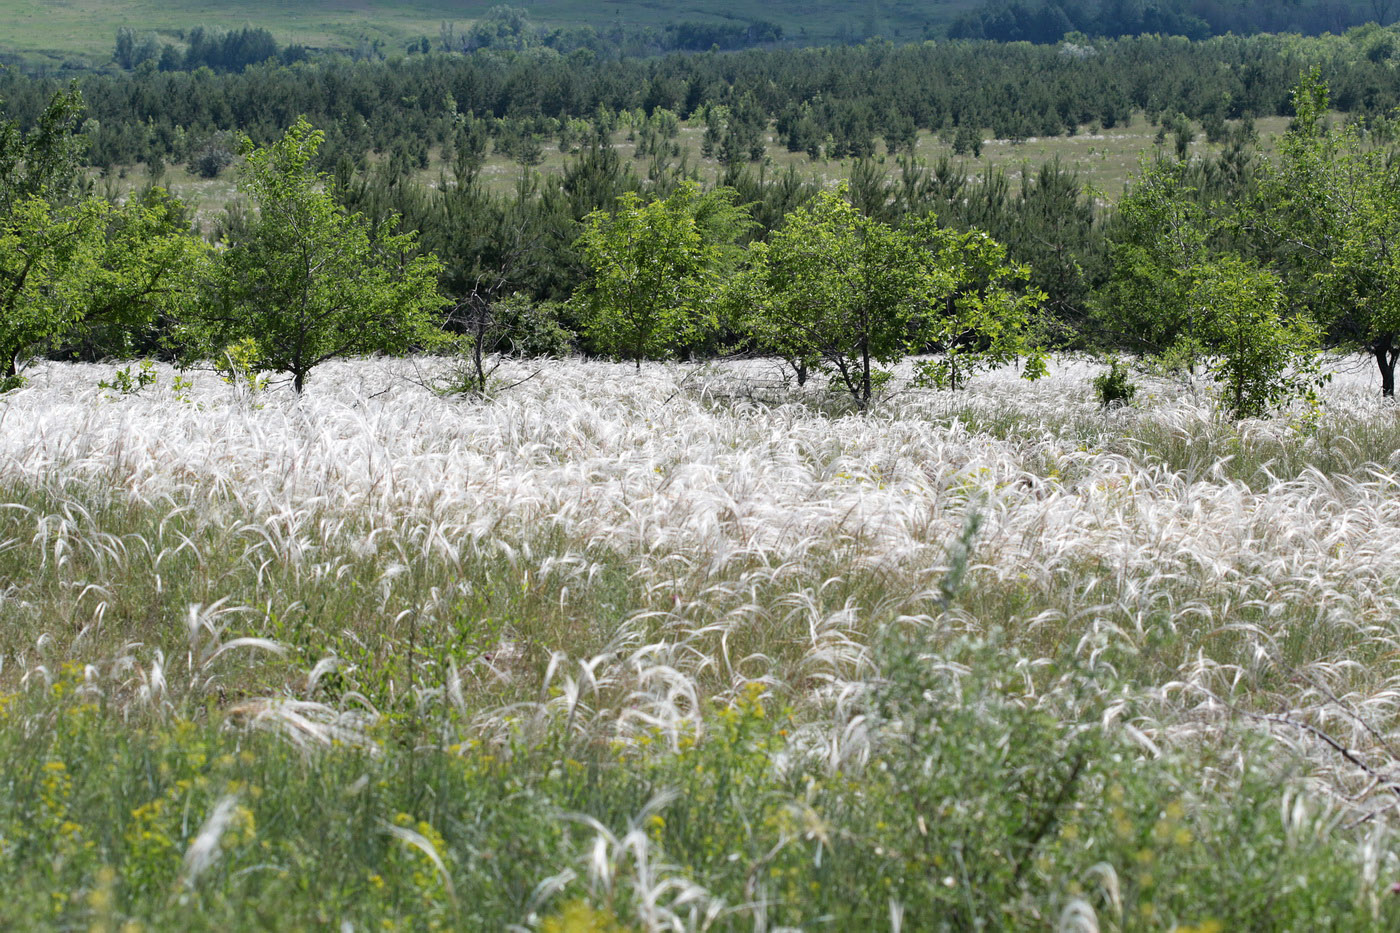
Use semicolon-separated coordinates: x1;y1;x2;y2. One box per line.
2;355;1400;930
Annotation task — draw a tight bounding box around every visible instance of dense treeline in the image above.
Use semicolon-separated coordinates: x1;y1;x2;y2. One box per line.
249;86;1400;411
0;77;1246;378
0;80;1366;415
3;30;1400;174
951;0;1397;43
113;26;309;74
6;35;1400;409
106;9;785;78
434;8;784;56
94;0;1390;78
332;109;1275;351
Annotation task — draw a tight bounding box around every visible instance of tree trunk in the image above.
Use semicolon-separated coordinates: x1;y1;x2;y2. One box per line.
1375;341;1398;398
860;337;871;409
293;370;306;394
474;332;487;394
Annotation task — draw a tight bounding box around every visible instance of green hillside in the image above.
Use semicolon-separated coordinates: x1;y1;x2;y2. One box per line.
0;0;968;66
5;0;1392;69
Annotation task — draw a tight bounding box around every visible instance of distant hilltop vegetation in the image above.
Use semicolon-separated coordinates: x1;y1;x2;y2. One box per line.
1;0;1397;70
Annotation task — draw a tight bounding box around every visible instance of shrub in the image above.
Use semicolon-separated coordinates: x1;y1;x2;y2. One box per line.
491;294;574;358
1093;356;1138;407
98;359;158;396
190;135;236;178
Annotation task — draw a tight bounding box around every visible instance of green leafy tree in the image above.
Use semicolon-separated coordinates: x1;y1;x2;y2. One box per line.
199;118;444;393
1;89;205;379
915;227;1048;391
732;186;1044;409
0;85;88;214
0;87;102;380
1099;157;1212;370
69;187;209;360
1105;156;1323;417
1191;255;1323;419
571;181;750;367
1258;71;1400;397
0;197;105;381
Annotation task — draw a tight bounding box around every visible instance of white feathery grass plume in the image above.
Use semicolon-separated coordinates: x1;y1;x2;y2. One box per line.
526;868;578;917
305;655;345;697
15;355;1400;821
135;649;168;710
225;698;378;752
179;795;241;887
1056;898;1099;933
1081;863;1122;920
557;790;728;931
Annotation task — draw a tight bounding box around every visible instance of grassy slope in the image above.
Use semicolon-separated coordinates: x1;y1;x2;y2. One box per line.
0;0;974;64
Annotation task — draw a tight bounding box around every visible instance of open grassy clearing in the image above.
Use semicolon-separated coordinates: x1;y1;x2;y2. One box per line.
107;113;1291;227
3;355;1400;928
492;114;1283;201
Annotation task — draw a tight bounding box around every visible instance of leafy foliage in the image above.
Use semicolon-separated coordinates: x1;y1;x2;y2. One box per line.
0;87;101;378
1092;356;1137;407
1191;254;1323;419
1105;155;1322;416
913;228;1048;391
572;182;750;366
196;119;444;392
1258;70;1400;396
1100;157;1213;362
67;187;209;360
0;195;105;379
0;88;200;378
734;186;1044;408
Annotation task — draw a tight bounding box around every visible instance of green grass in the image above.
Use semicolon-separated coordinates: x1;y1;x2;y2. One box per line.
0;0;978;67
4;640;1384;930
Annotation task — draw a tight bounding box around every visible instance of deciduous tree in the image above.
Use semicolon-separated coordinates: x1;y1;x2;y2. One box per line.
1257;71;1400;397
1104;153;1323;417
571;182;749;367
199;118;444;393
0;87;99;379
733;186;1044;409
